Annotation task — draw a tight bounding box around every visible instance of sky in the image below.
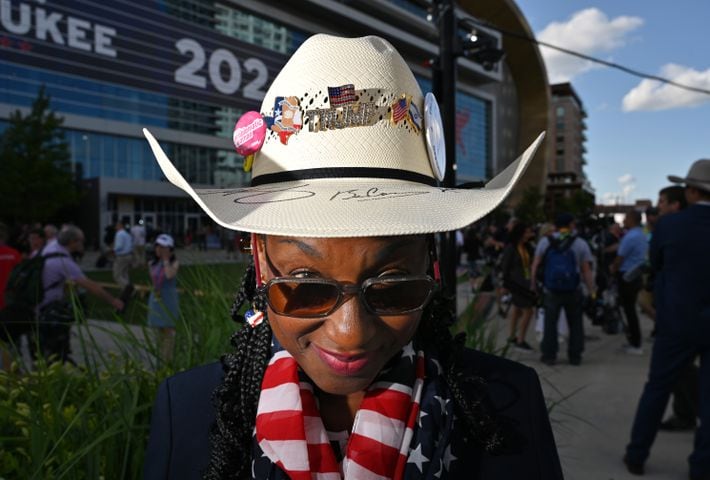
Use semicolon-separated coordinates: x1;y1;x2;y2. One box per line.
513;1;710;205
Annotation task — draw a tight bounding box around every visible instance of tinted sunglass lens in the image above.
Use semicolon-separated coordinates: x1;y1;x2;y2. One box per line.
268;281;340;316
365;279;432;314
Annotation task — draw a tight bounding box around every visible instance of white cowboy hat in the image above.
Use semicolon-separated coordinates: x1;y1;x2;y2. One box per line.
144;34;544;237
668;159;710;193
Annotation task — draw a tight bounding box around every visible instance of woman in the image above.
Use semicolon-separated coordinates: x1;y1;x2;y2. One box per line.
143;35;560;479
500;222;537;351
147;233;180;361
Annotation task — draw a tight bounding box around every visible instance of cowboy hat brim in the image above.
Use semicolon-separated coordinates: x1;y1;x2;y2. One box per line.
144;128;545;238
668;175;710;192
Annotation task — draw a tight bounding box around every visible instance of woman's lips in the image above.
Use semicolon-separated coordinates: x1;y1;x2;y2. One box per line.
314;346;372;376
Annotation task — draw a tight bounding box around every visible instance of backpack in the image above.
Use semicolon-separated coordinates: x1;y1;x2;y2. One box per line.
4;252;67;311
542;235;580;292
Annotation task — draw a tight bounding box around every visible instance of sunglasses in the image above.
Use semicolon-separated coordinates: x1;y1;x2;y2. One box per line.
259;243;436;318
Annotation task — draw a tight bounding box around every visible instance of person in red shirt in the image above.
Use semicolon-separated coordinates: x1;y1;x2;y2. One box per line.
0;222;22;370
0;223;21;310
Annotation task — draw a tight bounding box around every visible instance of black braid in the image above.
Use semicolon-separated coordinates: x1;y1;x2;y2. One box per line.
204;263;272;480
206;264;510;479
416;291;510;455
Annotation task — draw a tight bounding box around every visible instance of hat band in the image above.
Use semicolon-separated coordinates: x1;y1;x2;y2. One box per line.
250;167;438;187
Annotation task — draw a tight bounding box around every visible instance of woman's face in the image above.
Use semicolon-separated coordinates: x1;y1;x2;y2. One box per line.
256;235;429;396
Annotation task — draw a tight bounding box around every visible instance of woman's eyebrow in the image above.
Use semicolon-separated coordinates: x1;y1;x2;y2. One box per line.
275;238;323;259
374;237;420;263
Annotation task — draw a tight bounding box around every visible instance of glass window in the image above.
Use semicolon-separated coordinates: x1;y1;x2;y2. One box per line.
103;136;116;178
89;135;101;177
556;106;565;117
556;156;565;171
116;138;129;178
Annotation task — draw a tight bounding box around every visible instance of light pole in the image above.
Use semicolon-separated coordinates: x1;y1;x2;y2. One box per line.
429;1;505;303
431;0;459;301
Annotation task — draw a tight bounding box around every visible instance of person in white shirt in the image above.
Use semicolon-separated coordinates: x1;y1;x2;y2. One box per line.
130;220;147;268
112;220;133;291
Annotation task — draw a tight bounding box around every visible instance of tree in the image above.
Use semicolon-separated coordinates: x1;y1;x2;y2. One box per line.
556;190;595;219
0;87;80;224
514;186;546;225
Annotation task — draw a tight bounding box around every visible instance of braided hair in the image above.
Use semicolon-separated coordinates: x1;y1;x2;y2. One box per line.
205;258;507;480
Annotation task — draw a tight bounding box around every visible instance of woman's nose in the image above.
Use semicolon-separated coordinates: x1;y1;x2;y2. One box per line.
324;295;377;350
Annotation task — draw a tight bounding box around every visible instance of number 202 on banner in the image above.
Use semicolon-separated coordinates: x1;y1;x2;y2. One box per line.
174;38;268;100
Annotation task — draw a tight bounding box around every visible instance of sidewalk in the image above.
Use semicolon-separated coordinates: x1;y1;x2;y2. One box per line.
456;280;692;480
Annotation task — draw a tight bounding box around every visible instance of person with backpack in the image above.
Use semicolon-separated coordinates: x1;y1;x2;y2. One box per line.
37;225;124;363
531;213;596;366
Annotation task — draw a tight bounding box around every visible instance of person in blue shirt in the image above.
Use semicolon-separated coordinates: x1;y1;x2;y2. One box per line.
610;210;648;354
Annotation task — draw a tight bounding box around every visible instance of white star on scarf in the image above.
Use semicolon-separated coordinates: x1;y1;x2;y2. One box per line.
402;343;416;362
434;458;443;478
417;410;428;428
407;443;429;472
433;395;449;415
443;444;457;471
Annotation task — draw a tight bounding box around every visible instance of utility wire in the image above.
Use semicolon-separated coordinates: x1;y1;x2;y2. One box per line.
458;16;710;97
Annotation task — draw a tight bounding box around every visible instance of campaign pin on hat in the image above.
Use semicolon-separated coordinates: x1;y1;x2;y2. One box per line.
143;34;545;238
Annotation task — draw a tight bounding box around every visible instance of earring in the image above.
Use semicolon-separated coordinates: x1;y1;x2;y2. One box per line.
238;234;252;253
245;307;264;328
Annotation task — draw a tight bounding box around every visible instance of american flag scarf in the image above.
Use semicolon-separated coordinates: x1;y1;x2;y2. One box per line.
252;342;461;480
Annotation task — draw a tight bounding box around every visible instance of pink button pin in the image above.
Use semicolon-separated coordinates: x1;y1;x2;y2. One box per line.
233;111;266;156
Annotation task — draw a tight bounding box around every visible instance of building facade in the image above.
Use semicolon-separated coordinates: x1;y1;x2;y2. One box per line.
545;82;594;214
0;0;549;246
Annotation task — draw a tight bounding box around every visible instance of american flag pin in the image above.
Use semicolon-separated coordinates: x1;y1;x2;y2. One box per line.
245;309;265;328
390;95;410;126
327;84;357;107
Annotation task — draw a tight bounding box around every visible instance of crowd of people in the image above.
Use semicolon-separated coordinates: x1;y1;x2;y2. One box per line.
0;218;180;368
458;159;709;479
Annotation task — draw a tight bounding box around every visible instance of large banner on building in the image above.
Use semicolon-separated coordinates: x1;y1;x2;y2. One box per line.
0;0;288;110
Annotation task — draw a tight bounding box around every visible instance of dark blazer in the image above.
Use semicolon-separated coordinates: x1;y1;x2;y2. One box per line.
651;204;710;336
144;349;563;479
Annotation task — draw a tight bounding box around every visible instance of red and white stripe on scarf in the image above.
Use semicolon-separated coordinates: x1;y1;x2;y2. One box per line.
255;346;425;480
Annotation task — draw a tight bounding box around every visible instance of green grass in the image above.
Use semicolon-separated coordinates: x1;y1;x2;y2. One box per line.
83;263;247;325
0;264;244;479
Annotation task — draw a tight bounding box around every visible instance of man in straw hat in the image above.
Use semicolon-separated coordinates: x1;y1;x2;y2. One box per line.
142;34;562;479
624;159;710;479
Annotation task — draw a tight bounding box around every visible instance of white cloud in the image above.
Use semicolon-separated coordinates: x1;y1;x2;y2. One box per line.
622;64;710;111
603;174;636;204
618;173;634;185
601;192;618;205
537;8;643;83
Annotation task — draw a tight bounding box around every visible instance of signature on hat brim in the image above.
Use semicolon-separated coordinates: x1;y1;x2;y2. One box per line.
144;128;545;238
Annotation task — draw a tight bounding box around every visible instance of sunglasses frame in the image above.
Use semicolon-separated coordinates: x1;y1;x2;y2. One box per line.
261;274;437;318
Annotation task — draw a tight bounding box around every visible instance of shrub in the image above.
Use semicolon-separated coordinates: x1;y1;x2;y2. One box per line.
0;263;242;479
